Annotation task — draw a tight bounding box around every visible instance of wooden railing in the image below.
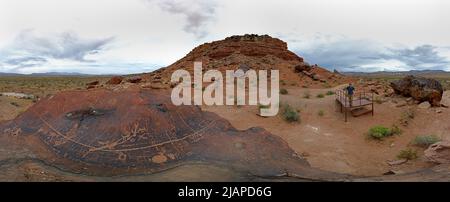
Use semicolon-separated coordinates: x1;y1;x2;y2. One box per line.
335;89;373;107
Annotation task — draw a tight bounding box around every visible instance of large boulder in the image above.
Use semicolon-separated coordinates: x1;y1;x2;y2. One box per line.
106;76;123;85
425;141;450;164
0;86;312;176
390;75;443;106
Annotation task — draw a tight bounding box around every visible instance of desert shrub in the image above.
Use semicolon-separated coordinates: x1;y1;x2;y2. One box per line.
280;88;288;95
318;110;325;117
280;80;286;86
367;125;392;140
390;124;402;135
258;104;270;110
326;90;334;96
397;149;418;160
303;92;311;99
316;93;325;98
412;135;441;147
399;108;415;126
282;104;299;122
322;83;332;88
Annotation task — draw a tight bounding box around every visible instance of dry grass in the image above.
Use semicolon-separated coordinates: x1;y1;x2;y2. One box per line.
0;76;110;98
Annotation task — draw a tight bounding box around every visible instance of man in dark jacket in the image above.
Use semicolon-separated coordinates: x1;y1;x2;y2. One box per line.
345;83;355;107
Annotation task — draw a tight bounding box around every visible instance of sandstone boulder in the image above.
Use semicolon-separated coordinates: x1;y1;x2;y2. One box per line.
106;76;123;85
390;75;443;106
425;141;450;164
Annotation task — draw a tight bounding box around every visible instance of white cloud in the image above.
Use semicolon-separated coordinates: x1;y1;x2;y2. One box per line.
0;0;449;74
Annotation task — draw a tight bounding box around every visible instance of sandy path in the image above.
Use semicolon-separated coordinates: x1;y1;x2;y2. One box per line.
202;87;450;176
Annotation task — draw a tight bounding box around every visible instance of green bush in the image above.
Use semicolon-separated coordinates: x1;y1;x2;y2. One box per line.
412;135;440;147
326;90;335;96
282;104;299;122
318;110;325;117
367;125;392;140
397;149;418;160
390;124;402;135
316;93;325;98
280;88;288;95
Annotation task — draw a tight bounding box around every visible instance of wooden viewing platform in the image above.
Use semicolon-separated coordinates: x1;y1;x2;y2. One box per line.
335;90;374;122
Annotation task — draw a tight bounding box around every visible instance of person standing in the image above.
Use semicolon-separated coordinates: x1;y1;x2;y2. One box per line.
345;83;355;107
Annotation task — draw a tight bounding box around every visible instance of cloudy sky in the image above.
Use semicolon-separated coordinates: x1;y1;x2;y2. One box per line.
1;0;450;74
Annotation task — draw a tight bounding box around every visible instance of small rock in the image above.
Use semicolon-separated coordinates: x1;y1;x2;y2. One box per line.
395;101;407;107
418;101;431;109
436;109;443;113
86;81;99;86
383;170;405;175
387;159;407;166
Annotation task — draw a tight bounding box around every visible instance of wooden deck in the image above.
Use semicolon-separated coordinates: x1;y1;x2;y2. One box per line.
335;90;374;122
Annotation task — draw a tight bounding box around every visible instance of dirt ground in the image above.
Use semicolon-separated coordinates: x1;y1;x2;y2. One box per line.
1;82;449;180
202;85;450;176
0;96;34;121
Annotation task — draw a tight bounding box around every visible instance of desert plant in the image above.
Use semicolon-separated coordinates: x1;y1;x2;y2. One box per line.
399;108;415;126
390;124;402;135
367;125;392;140
322;83;332;88
316;93;325;98
282;104;299;122
412;135;441;147
318;110;325;117
326;90;334;96
280;88;288;95
397;149;418;160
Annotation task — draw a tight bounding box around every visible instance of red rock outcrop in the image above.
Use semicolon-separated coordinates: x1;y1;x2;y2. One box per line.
0;87;312;176
142;34;352;89
390;75;444;106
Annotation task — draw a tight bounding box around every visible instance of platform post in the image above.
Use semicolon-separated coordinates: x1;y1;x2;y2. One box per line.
345;107;347;122
371;93;374;116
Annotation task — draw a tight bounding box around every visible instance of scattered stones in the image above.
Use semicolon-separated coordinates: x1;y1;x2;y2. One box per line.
141;83;168;89
425;141;450;164
106;76;123;85
127;76;142;83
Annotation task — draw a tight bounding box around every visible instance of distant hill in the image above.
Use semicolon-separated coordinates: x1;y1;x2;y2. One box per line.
343;70;450;78
0;72;117;77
